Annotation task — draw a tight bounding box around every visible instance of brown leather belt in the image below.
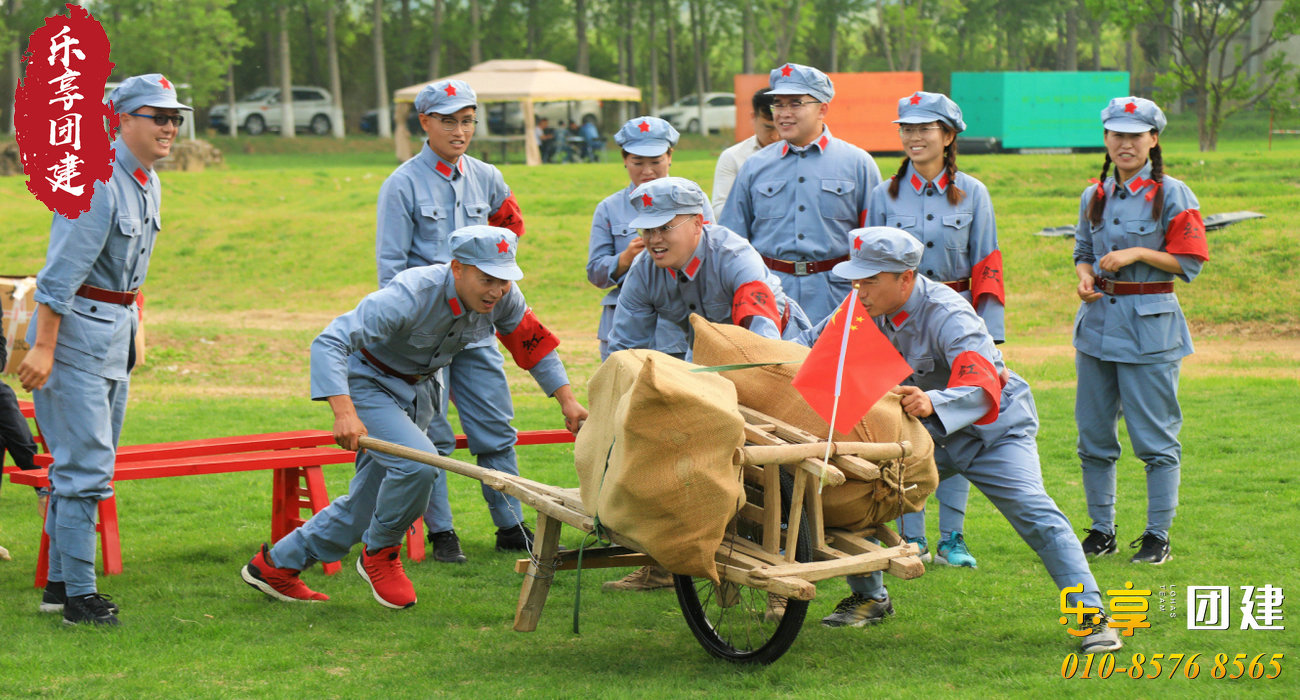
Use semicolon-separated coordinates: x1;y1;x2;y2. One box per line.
761;255;848;276
1096;279;1174;295
361;348;422;385
942;279;971;293
76;284;139;306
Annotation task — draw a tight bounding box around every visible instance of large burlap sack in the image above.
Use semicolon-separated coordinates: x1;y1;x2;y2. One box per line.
690;315;938;529
574;349;746;583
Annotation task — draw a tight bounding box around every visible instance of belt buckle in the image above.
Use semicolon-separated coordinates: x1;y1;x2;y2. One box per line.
793;261;811;276
1097;278;1114;294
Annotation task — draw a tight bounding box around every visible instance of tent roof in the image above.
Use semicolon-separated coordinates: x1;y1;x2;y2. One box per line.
394;59;641;104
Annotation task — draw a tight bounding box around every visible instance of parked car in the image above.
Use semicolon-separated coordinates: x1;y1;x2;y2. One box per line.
658;92;735;133
486;100;602;134
208;86;342;136
359;107;423;135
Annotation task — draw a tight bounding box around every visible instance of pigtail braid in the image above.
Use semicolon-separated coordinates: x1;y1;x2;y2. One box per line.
1087;153;1111;227
1148;142;1165;222
944;128;966;205
887;156;909;199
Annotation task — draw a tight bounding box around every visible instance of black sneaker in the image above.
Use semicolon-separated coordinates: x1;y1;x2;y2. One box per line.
495;523;535;552
62;593;120;626
40;580;119;615
1128;532;1171;564
428;530;468;564
1080;528;1117;557
821;592;895;628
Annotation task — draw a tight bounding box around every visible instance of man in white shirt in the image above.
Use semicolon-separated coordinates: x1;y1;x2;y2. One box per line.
711;89;777;218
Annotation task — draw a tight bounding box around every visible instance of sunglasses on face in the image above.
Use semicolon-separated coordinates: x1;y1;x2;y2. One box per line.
127;112;184;127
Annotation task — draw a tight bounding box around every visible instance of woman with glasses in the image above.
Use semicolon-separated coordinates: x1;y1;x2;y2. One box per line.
1072;98;1207;566
586;116;713;363
866;91;1004;570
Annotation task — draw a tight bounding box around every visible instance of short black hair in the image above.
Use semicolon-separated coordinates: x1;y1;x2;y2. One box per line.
752;88;774;120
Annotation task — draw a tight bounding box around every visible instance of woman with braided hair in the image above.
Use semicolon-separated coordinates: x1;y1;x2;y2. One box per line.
1073;97;1208;565
866;91;1004;570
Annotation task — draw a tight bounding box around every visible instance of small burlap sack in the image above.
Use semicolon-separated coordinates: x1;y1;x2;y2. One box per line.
573;349;746;583
689;315;938;529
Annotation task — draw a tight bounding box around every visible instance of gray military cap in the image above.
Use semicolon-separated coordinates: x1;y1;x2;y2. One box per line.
833;227;923;280
894;91;966;133
415;79;477;115
614;116;680;157
108;73;192;114
628;176;707;229
449;226;523;281
1101;96;1166;134
768;63;834;103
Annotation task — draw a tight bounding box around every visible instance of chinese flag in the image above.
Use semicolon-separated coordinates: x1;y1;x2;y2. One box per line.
791;291;914;434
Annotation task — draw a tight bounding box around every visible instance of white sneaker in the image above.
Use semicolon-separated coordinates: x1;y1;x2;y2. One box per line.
1079;613;1123;653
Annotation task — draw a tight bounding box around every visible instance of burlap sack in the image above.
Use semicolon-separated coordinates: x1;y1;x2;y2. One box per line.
689;315;938;529
573;349;746;583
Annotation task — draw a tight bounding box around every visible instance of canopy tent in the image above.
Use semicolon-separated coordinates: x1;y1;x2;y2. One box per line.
392;59;642;165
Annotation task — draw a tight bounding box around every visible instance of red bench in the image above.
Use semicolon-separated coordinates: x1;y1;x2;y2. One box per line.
7;425;576;588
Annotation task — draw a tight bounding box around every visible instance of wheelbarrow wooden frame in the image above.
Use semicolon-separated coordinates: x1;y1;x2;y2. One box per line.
357;406;926;664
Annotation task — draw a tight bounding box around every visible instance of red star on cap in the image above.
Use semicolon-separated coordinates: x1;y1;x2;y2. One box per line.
638;120;650;132
853;236;863;250
641;194;653;207
496;238;509;254
909;93;922;105
158;76;171;90
780;64;793;77
444;84;457;96
1124;101;1137;113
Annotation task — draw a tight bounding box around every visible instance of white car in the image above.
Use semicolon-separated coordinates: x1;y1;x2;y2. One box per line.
208;86;342;136
658;92;735;134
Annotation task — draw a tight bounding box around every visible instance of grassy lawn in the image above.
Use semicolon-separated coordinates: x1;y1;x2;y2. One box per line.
2;124;1298;698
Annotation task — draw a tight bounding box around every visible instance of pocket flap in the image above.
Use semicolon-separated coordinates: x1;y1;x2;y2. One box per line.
942;213;972;229
820;179;855;196
1135;299;1180;317
757;179;787;198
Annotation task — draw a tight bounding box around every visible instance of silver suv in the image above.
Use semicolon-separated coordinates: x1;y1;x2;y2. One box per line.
208;86;342;136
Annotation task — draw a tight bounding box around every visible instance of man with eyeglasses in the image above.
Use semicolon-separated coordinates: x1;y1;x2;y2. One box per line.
18;74;191;626
719;63;882;322
607;177;809;355
374;79;533;564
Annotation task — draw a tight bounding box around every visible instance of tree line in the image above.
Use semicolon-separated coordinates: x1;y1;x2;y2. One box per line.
2;0;1297;150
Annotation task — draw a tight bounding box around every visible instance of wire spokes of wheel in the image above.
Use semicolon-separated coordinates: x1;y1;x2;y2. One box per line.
674;468;812;664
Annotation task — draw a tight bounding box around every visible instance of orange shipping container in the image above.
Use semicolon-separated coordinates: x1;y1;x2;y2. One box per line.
732;72;923;153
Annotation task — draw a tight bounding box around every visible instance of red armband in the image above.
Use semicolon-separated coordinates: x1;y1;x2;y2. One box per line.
731;280;781;330
970;250;1006;306
1165;209;1208;262
858;208;868;228
488;193;525;238
949;351;1003;425
496;308;559;370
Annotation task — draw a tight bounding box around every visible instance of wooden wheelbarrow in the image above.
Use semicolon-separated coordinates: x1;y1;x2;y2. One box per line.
358;406;926;665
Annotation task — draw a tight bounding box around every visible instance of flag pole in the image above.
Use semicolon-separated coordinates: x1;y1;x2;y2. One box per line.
820;284;860;493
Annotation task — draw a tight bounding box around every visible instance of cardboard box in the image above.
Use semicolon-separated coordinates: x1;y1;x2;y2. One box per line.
2;275;37;374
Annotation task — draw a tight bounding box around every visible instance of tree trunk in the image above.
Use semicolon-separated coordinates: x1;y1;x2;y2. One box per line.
1065;5;1078;71
327;0;344;137
666;0;679;103
875;0;895;72
399;0;413;85
278;5;295;138
227;62;237;138
576;0;589;74
428;0;444;79
742;0;754;74
527;0;539;56
627;1;638;119
689;0;707;133
827;6;839;72
649;7;659;112
469;0;481;65
300;0;322;85
909;0;924;72
698;0;711;92
5;0;21;133
374;0;391;138
617;3;629;122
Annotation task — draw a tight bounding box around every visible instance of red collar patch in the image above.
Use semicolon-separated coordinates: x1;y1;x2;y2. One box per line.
448;297;463;316
683;257;702;278
817;134;829;150
890;310;910;328
909;173;923;193
434;160;453;178
936;172;950;191
132;168;148;186
780;142;790;157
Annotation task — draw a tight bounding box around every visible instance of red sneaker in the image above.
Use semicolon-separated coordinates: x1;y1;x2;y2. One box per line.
357;544;416;609
241;544;329;602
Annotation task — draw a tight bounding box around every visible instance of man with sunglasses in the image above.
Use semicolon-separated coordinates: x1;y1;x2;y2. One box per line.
18;74;191;626
374;80;531;564
719;63;882;322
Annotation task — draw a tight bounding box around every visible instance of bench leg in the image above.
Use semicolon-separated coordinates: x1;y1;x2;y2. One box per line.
406;517;426;563
513;512;562;632
270;467;340;575
98;495;122;576
34;530;49;589
301;466;340;576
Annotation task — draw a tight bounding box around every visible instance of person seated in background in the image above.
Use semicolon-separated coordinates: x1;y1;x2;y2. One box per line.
535;117;557;163
579;118;603;162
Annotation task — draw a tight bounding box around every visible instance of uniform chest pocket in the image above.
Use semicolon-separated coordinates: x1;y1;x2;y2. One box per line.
464;201;490;223
703;300;733;323
108;217;141;262
886;214;917;230
754;179;788;220
1134;298;1183;355
418;205;449;239
906;354;935;379
613;225;638;239
819;179;857;223
941;213;973;251
1123;219;1160;240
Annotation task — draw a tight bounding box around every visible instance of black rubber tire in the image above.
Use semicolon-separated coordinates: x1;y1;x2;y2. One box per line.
310;114;331;136
686;118;700;134
674;469;811;664
244;114;266;136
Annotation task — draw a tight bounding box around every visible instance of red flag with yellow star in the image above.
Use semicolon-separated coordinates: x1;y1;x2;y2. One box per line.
791;290;913;434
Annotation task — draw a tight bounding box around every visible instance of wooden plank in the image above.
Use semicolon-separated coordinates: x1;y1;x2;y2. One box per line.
784;471;808;563
10;448;357;487
512;549;652;574
762;462;781;554
826;530;925;579
749;548;904;582
742;421;845;487
513;512;564;632
715;562;816;600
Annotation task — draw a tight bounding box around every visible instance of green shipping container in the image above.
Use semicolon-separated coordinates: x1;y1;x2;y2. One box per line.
951;72;1129;149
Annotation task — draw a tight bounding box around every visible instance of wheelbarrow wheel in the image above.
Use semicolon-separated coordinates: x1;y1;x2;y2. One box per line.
674;468;811;664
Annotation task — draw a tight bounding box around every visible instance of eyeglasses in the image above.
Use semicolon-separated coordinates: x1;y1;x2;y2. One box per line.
437;118;478;132
127;112;184;127
898;125;943;137
639;215;693;239
769;100;820;113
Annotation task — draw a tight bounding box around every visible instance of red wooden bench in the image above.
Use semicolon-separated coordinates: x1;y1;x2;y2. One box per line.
7;425;576;588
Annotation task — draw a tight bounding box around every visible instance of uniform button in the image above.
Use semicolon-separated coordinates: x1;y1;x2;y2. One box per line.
132;276;139;283
925;188;934;196
797;233;805;240
1119;193;1127;199
926;269;935;276
688;303;696;310
90;305;98;312
1113;218;1120;225
926;241;934;248
798;205;805;212
1109;298;1117;305
1111;245;1118;251
798;176;805;183
926;214;934;221
798;151;806;158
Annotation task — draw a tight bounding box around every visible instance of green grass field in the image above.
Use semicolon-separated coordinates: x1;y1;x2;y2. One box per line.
2;127;1298;698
